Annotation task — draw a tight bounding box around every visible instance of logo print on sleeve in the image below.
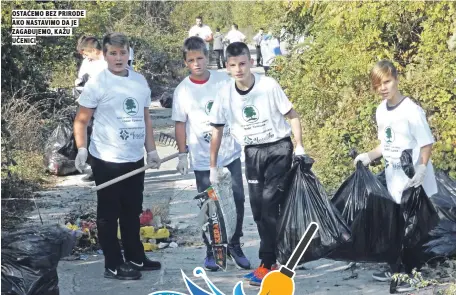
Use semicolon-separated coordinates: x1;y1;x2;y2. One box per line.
123;97;139;116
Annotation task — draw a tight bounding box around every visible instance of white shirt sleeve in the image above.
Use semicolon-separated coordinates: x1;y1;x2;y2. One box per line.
78;77;101;108
410;105;434;147
209;91;226;125
272;80;293;115
171;86;187;122
239;31;246;41
206;25;213;35
143;77;152;107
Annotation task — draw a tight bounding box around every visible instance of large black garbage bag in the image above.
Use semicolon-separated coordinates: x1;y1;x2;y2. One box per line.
44;121;77;176
425;171;456;257
276;155;351;265
57;114;92;161
399;150;439;272
329;162;402;263
1;225;75;295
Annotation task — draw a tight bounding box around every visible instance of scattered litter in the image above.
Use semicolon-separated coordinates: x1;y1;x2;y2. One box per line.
169;242;178;248
158;242;169;249
79;254;88;260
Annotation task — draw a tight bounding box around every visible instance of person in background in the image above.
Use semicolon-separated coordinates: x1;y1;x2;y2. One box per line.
260;31;281;75
225;23;246;44
189;15;213;51
213;28;226;69
252;28;264;67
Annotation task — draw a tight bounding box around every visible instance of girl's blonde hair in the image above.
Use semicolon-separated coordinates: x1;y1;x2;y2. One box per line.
370;60;398;90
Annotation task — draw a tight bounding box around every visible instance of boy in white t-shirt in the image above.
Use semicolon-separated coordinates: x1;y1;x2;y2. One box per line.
172;36;251;272
73;33;162;281
209;42;306;286
354;60;437;293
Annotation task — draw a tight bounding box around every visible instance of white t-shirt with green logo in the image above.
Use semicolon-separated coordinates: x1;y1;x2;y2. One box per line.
78;69;151;163
209;73;292;146
171;71;241;170
376;97;437;203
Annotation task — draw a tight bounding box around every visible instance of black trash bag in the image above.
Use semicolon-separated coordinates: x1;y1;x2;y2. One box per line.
329;161;402;263
399;150;439;272
57;124;92;161
44;121;77;176
276;155;351;265
1;225;75;295
424;171;456;257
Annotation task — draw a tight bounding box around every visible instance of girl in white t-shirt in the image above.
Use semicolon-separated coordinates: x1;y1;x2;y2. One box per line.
354;60;437;292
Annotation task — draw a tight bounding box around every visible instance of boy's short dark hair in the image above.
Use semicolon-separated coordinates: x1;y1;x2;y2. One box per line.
196;16;202;21
232;23;238;30
102;33;130;54
226;42;251;60
216;27;220;32
80;36;102;52
259;28;264;31
182;36;208;60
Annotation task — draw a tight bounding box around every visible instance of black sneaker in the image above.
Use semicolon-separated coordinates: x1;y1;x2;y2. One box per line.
372;271;393;282
128;257;161;271
104;263;142;280
396;281;416;293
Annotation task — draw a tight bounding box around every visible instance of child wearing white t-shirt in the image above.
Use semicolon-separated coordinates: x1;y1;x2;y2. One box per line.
209;42;306;286
354;60;437;292
172;36;250;272
73;33;162;281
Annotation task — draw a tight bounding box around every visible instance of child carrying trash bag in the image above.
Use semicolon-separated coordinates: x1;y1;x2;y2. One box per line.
354;60;439;293
276;155;351;265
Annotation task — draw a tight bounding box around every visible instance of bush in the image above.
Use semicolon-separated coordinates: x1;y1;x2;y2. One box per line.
272;1;456;190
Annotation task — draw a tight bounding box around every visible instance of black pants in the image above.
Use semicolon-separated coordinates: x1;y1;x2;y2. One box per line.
214;49;225;69
91;156;146;270
244;137;293;265
194;158;245;253
255;45;262;66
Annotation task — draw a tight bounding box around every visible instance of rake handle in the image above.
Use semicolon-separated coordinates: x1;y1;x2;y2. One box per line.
91;152;179;192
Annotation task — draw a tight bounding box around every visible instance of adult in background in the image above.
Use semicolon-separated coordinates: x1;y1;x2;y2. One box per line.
224;23;246;44
189;15;213;50
252;28;264;67
213;28;226;69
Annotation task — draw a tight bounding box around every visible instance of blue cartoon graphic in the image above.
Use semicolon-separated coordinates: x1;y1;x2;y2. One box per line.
149;223;319;295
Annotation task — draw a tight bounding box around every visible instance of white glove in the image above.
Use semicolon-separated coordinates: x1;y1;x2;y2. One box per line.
146;150;161;169
209;167;222;185
295;145;305;156
75;148;88;173
176;153;188;175
354;153;371;167
407;164;427;188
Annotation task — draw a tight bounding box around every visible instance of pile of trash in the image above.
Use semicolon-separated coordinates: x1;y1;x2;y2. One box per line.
64;208;175;256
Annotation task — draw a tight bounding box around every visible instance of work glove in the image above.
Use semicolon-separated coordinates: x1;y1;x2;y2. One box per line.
294;145;305;156
209;167;222;185
146;150;161;169
75;148;88;173
407;164;427;188
353;153;371;167
176;153;188;175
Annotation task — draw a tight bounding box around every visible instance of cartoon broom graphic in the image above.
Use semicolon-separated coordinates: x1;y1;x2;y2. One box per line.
258;222;319;295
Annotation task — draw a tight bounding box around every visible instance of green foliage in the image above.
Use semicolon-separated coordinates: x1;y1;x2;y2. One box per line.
272;1;456;190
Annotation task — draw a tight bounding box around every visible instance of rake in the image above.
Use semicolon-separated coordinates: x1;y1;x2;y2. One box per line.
91;133;184;192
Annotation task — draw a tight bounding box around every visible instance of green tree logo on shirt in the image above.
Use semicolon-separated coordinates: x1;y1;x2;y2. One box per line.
385;126;395;144
205;100;214;115
123;97;139;116
242;105;259;123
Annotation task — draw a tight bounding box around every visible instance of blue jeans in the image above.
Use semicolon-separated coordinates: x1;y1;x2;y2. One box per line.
194;157;245;253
